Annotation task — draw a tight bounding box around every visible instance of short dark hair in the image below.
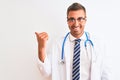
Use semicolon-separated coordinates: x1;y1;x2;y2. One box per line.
67;2;86;16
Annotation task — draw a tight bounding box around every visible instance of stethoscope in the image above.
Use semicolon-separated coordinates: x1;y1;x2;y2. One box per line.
60;31;94;64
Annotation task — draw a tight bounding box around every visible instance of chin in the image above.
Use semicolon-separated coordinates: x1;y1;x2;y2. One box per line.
74;31;83;37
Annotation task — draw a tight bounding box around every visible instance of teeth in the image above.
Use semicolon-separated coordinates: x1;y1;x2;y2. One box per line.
74;27;78;29
74;26;78;28
73;27;79;31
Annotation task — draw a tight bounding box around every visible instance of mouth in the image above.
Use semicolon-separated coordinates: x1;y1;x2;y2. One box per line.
72;26;79;31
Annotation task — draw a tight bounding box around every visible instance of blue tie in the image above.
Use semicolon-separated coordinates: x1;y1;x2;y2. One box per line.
72;39;81;80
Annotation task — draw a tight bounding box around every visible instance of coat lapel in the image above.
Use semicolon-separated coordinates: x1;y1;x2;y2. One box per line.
64;36;71;80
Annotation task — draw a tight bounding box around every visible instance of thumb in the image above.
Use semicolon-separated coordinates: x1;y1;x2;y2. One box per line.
35;32;38;36
35;32;39;42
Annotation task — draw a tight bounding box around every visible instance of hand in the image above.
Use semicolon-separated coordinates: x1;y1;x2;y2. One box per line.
35;32;49;62
35;32;48;48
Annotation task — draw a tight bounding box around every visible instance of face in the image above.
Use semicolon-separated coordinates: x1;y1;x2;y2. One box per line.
67;10;86;38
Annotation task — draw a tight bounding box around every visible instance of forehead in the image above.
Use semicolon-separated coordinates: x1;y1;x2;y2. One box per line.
67;10;86;18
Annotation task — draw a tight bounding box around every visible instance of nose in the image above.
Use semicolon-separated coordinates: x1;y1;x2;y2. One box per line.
74;20;79;26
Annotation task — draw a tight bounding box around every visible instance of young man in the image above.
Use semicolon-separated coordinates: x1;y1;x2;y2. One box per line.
35;2;111;80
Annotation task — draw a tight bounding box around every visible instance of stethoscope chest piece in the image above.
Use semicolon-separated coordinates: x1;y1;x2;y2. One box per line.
59;60;65;64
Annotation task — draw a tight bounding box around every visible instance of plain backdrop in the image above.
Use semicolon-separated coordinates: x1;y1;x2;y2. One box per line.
0;0;120;80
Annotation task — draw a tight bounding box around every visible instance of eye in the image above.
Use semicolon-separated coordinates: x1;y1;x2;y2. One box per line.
67;18;75;22
77;17;86;22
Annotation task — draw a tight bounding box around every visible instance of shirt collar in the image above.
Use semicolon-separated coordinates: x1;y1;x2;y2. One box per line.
69;32;86;42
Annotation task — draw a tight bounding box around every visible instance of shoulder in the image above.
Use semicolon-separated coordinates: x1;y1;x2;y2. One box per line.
89;32;106;47
89;32;106;55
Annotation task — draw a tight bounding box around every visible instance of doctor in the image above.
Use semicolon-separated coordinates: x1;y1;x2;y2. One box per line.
35;2;111;80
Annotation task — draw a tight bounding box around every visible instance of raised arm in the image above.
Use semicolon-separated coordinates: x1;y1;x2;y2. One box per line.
35;32;48;62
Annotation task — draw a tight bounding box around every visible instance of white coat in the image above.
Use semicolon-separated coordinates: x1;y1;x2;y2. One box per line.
37;32;111;80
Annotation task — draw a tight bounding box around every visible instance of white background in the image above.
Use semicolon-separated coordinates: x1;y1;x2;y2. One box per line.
0;0;120;80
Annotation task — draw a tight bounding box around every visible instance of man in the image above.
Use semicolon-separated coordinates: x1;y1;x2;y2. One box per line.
35;2;111;80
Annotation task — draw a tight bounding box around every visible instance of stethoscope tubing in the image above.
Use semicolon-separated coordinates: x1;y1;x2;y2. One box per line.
61;31;94;63
61;32;70;60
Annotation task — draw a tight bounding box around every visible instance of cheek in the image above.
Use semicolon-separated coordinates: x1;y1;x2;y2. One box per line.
80;22;86;27
67;22;71;25
82;21;86;26
67;22;72;28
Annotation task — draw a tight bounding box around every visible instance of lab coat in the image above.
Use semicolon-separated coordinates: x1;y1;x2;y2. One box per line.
37;32;111;80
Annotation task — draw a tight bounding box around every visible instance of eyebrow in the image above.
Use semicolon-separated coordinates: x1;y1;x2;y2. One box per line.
67;17;85;19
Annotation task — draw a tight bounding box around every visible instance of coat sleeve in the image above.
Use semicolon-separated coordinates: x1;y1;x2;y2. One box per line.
37;56;52;78
100;39;112;80
101;59;112;80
